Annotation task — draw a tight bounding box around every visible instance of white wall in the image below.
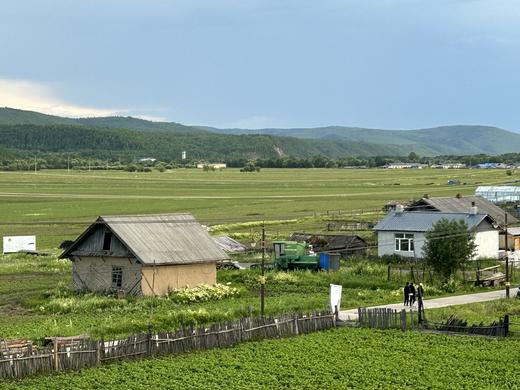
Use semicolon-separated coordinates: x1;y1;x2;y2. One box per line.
377;231;426;258
474;230;499;259
377;230;499;259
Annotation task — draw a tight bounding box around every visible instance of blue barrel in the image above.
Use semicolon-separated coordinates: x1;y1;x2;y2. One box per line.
319;253;330;270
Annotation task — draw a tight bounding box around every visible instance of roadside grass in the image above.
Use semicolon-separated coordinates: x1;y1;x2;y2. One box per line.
425;298;520;325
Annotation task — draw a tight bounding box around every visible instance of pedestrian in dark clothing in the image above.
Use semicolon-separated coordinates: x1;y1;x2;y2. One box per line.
403;282;410;306
409;282;416;306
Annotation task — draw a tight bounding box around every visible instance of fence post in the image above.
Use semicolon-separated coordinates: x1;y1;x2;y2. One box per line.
96;339;102;366
401;310;406;332
294;314;299;335
147;325;153;357
53;339;59;372
387;265;391;281
504;314;510;337
334;305;339;326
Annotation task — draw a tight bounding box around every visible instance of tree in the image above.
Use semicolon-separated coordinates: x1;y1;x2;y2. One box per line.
422;218;476;281
408;152;419;162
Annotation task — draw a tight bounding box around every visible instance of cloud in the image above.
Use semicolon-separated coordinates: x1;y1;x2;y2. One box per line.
0;78;126;118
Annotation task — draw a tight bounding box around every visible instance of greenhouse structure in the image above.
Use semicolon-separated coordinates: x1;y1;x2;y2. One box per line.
475;186;520;204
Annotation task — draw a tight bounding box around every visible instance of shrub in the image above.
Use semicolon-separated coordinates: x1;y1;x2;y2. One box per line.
168;283;241;304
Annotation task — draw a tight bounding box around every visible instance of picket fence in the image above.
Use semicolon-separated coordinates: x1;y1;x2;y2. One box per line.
357;307;509;337
0;311;335;380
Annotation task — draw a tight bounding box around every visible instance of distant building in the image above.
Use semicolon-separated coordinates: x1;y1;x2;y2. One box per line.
431;163;466;169
139;158;156;163
196;163;227;169
385;163;427;169
290;233;368;258
60;213;229;296
406;195;517;228
374;210;498;259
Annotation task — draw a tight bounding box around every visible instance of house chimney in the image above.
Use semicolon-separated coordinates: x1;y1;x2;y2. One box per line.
395;204;404;214
469;201;478;215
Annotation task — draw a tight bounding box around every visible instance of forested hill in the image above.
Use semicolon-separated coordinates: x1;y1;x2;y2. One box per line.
202;125;520;156
3;107;520;157
0;124;404;161
0;107;205;134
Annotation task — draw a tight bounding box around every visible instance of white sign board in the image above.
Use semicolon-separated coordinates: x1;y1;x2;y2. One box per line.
329;284;342;313
3;236;36;254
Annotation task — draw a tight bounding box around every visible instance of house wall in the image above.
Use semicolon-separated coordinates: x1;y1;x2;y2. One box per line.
72;256;142;295
474;230;499;259
141;262;216;296
377;229;499;259
71;225;132;257
377;231;426;258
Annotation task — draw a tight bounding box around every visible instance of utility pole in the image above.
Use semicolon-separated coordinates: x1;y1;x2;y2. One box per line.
34;155;37;174
260;223;266;317
505;212;510;298
67;155;70;173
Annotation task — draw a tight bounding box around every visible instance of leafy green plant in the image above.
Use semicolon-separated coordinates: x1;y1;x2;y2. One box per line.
168;283;241;304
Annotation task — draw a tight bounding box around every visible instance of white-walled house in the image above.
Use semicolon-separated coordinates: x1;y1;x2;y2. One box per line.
374;211;499;259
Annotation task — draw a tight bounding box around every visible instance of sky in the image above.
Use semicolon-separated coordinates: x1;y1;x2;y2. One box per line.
1;0;520;130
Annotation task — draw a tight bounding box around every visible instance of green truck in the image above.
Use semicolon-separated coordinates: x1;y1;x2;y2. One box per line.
272;240;339;271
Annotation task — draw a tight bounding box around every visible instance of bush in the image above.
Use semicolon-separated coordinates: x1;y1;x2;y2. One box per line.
168;283;241;304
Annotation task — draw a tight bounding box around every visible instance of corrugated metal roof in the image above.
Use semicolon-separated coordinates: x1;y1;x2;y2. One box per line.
406;196;516;227
373;211;492;232
506;227;520;236
63;213;229;265
213;236;247;253
290;233;367;251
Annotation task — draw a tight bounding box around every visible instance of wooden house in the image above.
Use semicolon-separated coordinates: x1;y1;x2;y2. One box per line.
290;233;368;258
60;213;229;296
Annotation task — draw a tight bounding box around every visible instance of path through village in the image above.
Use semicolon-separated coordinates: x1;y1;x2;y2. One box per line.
339;287;519;321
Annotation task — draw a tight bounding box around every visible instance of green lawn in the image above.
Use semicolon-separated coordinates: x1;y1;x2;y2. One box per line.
4;327;520;389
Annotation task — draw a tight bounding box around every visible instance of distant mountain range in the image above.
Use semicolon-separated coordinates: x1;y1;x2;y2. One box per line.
200;125;520;156
0;107;518;159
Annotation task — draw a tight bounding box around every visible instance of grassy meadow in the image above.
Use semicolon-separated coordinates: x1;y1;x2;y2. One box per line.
0;166;516;341
0;167;512;248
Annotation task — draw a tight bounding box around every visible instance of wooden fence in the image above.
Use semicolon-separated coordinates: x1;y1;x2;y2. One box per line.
358;308;411;331
0;311;335;380
422;315;509;337
357;307;509;337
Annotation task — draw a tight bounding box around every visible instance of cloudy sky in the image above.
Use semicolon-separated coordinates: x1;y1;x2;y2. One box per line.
1;0;520;130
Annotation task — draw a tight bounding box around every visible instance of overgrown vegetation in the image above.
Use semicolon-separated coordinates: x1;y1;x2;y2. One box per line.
423;219;476;281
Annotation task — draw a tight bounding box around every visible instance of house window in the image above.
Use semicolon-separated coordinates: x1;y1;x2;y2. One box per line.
395;233;414;252
112;266;123;289
103;232;112;251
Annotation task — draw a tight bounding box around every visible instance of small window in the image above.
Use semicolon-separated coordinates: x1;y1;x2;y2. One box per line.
103;232;112;251
112;266;123;289
395;233;414;252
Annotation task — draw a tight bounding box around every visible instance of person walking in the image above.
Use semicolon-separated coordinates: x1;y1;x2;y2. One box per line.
409;282;416;306
403;282;410;306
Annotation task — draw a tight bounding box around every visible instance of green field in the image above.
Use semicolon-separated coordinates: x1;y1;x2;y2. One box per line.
0;168;512;248
4;327;520;389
